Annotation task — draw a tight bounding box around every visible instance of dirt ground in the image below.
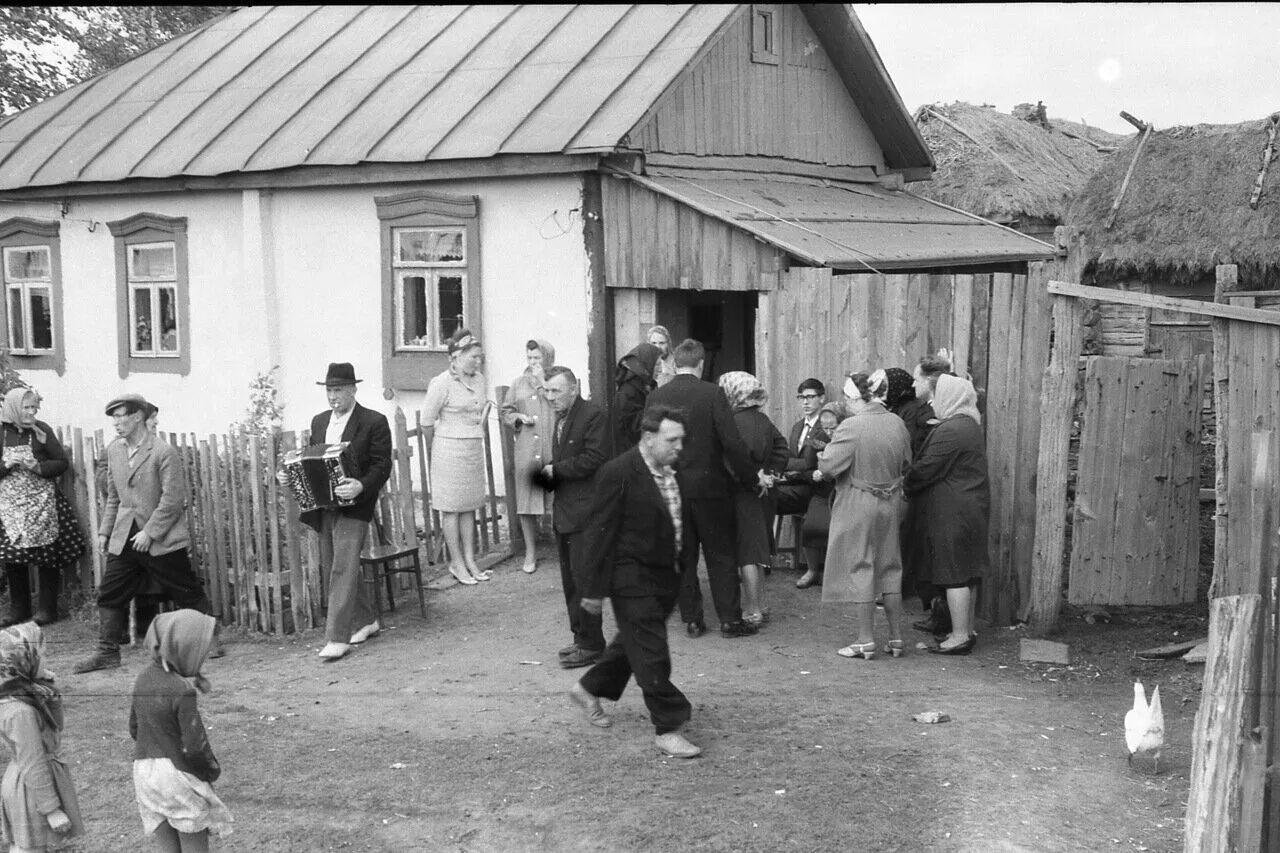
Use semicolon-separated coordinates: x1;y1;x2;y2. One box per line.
31;544;1204;853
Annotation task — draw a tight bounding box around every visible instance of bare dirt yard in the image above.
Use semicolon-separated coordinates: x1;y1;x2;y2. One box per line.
34;546;1204;853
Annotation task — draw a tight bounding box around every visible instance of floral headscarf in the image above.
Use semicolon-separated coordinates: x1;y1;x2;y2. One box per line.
933;374;982;425
869;367;915;410
718;371;768;411
146;609;217;694
0;387;46;444
614;342;661;389
0;622;62;732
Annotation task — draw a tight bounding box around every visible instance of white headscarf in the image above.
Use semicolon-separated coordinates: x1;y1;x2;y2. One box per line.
932;374;981;425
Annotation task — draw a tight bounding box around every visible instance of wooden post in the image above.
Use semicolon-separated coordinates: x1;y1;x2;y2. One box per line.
1211;264;1237;597
1027;294;1084;633
1186;594;1266;853
392;408;416;550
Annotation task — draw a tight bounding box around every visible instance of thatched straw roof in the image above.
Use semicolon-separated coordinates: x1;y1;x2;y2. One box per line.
910;101;1118;224
1067;115;1280;280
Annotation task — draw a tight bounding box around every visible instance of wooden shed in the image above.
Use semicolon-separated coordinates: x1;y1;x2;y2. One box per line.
1065;114;1280;359
911;101;1124;242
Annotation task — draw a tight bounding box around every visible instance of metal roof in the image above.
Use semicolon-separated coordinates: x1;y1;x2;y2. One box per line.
628;171;1055;271
0;4;742;191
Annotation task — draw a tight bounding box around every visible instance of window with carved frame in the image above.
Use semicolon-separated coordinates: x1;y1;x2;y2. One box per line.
0;218;64;374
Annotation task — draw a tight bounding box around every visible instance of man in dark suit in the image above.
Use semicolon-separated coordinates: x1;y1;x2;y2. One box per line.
538;366;609;669
74;393;222;673
286;363;392;662
646;339;762;638
775;378;826;516
570;404;701;758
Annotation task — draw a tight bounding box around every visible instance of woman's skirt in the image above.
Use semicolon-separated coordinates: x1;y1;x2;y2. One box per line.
429;436;486;513
733;491;774;566
133;757;233;837
0;490;86;568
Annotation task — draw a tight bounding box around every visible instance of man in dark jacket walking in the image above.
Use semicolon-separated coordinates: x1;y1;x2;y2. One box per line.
538;366;609;668
646;339;763;638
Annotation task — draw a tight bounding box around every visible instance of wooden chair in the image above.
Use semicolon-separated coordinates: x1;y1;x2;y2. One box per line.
360;516;427;619
772;513;806;571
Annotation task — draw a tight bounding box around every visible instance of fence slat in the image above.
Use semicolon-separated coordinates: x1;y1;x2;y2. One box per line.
265;431;285;636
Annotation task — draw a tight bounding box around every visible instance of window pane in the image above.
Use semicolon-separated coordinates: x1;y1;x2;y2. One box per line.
398;229;464;263
133;288;153;352
27;287;51;351
7;289;24;350
400;275;428;346
5;248;49;281
437;275;464;343
129;245;175;279
158;287;178;351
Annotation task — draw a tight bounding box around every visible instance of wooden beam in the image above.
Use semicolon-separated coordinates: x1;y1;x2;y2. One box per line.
1249;113;1279;210
922;107;1027;182
1105;123;1153;229
1048;280;1280;327
1211;265;1237;597
1186;595;1267;853
1119;110;1148;132
1027;294;1084;634
643;153;879;183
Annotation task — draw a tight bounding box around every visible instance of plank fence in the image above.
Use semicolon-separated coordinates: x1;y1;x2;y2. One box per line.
52;406;511;635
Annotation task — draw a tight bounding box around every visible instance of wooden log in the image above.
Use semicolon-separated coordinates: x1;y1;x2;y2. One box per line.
1185;594;1266;853
1050;279;1280;327
1028;295;1084;633
1136;638;1207;660
1105;123;1153;230
1119;110;1148;132
1249;113;1278;210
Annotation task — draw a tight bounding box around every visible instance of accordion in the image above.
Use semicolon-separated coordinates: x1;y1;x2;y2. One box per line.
280;443;357;511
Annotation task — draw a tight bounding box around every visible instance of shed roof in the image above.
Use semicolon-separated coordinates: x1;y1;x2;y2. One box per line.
630;170;1054;271
911;101;1120;224
0;4;933;193
1066;114;1280;280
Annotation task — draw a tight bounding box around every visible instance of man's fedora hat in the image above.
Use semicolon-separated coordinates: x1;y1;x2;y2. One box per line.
317;362;363;387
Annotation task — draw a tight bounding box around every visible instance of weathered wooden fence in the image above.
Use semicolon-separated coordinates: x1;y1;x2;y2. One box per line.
53;406;511;634
758;262;1054;626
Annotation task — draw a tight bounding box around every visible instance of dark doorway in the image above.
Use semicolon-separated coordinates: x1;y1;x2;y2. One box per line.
654;290;756;382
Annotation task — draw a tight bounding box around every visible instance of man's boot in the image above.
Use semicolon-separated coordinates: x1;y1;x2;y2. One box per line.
0;563;32;628
32;567;59;626
72;608;126;673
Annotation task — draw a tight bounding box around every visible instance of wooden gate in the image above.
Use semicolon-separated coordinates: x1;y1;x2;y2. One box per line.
1068;356;1206;605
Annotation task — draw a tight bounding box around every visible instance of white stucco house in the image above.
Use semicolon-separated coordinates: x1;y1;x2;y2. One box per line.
0;4;1048;434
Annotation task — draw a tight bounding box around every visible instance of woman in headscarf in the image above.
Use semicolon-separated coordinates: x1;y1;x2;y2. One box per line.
647;325;677;388
501;339;557;574
611;342;661;455
717;372;788;626
0;388;86;627
0;622;83;850
905;374;990;655
818;373;912;660
869;366;936;458
422;329;492;586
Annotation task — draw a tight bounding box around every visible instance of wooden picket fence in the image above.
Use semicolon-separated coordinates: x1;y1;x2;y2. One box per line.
52;406;510;635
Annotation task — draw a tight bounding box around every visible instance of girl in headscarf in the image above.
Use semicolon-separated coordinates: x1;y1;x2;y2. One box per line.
904;374;989;655
647;325;677;388
869;366;936;457
0;622;82;852
501;339;557;574
611;342;661;455
421;328;492;585
717;372;788;626
0;388;86;627
818;374;912;660
130;609;233;851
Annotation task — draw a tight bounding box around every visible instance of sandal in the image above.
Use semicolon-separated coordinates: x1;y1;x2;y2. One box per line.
837;642;877;660
883;639;906;658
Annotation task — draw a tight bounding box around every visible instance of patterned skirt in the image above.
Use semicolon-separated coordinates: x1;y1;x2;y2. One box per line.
0;491;86;568
429;436;486;513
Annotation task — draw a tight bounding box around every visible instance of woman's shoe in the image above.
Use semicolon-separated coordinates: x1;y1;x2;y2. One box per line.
743;611;764;627
927;635;976;656
521;559;537;574
837;642;877;660
883;639;906;658
449;565;478;586
473;569;492;582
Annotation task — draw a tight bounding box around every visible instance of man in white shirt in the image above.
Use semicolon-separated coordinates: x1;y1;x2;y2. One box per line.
775;378;826;516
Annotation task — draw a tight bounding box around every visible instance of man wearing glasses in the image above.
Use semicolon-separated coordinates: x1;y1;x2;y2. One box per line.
775;378;826;516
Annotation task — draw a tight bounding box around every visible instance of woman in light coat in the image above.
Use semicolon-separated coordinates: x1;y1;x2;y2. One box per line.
501;339;557;574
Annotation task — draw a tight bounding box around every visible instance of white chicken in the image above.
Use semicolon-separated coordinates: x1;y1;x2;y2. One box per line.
1125;680;1165;773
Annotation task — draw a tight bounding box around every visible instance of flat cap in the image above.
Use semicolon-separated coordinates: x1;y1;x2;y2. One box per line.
104;393;157;417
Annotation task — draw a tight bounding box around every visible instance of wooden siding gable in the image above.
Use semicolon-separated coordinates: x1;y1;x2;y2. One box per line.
628;4;885;170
